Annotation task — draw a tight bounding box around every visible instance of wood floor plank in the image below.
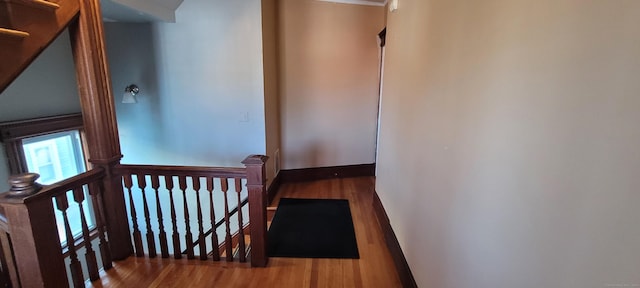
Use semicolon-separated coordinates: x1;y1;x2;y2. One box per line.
88;177;402;287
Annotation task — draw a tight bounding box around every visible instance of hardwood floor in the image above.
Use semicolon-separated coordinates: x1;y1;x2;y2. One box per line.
88;177;402;288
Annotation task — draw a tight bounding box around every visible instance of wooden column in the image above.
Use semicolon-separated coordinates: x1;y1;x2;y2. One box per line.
0;175;67;287
242;155;269;267
68;0;132;259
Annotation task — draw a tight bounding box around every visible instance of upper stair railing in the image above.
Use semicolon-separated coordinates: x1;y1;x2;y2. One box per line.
0;155;268;287
115;155;269;266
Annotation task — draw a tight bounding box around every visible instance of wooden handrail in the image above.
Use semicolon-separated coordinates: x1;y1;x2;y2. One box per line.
117;164;247;178
0;168;105;204
23;168;105;203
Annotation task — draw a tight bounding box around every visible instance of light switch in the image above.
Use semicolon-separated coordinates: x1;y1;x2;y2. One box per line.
240;112;249;122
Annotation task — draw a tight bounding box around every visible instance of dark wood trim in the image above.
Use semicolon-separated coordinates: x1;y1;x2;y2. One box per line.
70;0;133;260
0;230;19;288
217;223;251;258
3;141;27;175
372;191;418;288
242;155;269;267
0;113;84;175
279;163;375;183
184;197;249;251
0;113;84;142
378;27;386;47
0;195;67;286
267;171;282;204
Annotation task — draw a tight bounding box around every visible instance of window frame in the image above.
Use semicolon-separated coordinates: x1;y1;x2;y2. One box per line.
0;113;96;245
0;113;87;175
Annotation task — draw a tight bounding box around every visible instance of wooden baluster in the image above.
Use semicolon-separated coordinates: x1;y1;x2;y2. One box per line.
137;174;156;258
72;186;100;281
207;177;220;261
55;193;84;287
179;176;195;259
123;174;143;257
235;178;246;262
164;175;181;259
221;178;233;261
88;181;112;269
151;175;169;258
193;177;207;260
0;231;19;288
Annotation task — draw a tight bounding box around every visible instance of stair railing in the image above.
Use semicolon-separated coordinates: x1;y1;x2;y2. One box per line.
0;155;268;287
0;167;114;287
115;155;269;267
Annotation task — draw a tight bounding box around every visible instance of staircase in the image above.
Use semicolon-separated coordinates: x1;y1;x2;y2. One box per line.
0;1;273;286
0;0;79;93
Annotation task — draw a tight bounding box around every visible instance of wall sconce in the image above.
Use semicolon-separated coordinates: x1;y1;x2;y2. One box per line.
389;0;398;12
122;84;139;104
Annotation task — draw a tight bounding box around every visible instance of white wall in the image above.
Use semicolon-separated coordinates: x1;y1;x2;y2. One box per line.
104;23;163;165
109;0;179;22
0;30;81;192
376;1;640;287
279;0;385;169
0;30;80;122
105;0;266;168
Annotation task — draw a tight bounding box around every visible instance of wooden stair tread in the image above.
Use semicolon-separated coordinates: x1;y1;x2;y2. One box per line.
0;27;29;38
4;0;60;10
31;0;60;10
0;0;79;93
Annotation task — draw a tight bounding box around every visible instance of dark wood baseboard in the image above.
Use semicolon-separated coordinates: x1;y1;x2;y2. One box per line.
266;164;375;204
267;172;282;205
279;163;375;183
373;191;418;288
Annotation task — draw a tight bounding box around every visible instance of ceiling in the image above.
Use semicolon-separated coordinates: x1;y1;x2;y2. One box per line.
316;0;387;6
100;0;184;22
100;0;386;23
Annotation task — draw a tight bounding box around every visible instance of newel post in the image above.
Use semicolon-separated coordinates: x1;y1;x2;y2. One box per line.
242;155;269;267
69;0;133;259
0;174;67;287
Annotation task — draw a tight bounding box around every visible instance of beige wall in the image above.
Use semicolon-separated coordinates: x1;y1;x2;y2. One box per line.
278;0;385;169
261;0;281;185
376;0;640;287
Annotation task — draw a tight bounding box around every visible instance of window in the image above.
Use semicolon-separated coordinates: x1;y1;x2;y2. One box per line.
0;114;91;243
22;130;86;184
